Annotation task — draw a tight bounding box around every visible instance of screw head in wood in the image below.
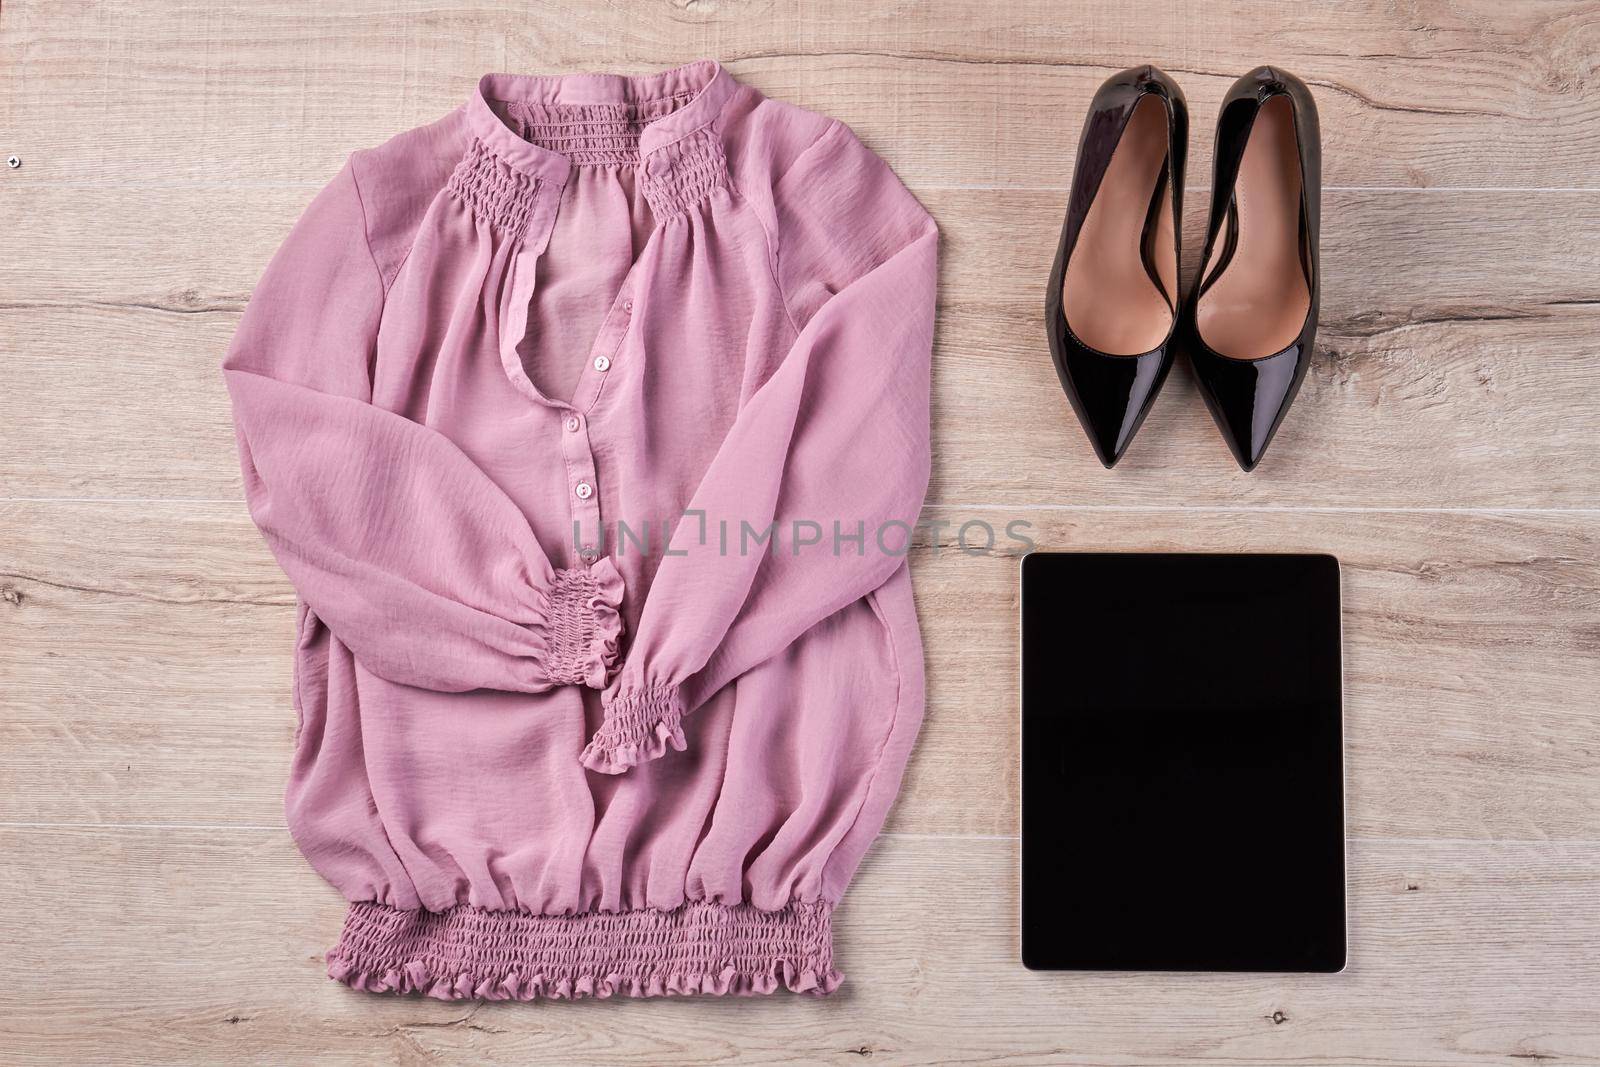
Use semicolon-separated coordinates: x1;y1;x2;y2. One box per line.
5;156;19;169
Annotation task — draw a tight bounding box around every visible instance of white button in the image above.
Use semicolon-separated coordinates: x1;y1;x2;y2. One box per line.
623;300;634;312
578;544;597;559
593;355;611;372
574;481;593;500
564;415;580;433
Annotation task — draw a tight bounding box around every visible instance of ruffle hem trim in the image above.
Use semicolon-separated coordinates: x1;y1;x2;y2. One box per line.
325;898;841;1001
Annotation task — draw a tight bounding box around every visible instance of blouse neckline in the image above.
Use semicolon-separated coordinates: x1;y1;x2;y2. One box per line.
467;60;735;187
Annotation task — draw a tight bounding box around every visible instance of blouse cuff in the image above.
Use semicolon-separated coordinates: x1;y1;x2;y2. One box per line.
538;557;625;689
579;684;687;774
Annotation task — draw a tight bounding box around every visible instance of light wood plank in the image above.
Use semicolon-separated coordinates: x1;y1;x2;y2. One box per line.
1;828;1596;1066
906;507;1600;842
934;300;1600;507
5;185;1597;312
3;188;1598;505
3;1;1599;189
5;503;1596;843
3;305;1595;506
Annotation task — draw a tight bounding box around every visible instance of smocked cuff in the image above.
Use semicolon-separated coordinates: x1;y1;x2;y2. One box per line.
579;684;687;774
539;557;624;689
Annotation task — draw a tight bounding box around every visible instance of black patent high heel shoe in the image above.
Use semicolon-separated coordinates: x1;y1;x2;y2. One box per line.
1046;65;1187;468
1180;66;1322;471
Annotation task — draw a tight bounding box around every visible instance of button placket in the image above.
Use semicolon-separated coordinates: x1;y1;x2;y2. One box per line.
561;289;633;560
558;403;603;562
573;288;635;413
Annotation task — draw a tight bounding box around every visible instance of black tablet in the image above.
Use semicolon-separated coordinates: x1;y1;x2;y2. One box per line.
1020;552;1346;972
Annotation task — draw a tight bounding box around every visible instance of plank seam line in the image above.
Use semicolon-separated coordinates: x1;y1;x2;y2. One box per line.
920;504;1600;515
4;179;1599;194
947;184;1600;194
0;822;1594;847
3;498;1598;515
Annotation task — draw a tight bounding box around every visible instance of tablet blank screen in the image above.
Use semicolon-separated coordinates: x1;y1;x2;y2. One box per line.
1021;552;1345;972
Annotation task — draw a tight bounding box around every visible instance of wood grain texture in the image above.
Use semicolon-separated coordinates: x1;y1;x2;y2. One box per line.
2;1;1597;189
3;188;1599;504
1;829;1597;1066
2;0;1598;1062
4;503;1598;844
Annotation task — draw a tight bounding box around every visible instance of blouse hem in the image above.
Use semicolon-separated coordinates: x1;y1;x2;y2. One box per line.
326;898;840;1001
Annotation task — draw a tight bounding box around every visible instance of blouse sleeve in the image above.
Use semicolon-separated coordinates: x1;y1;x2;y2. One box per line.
579;122;936;773
224;159;622;694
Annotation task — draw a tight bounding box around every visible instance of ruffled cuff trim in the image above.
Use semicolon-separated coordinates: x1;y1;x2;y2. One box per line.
579;684;686;774
540;557;624;689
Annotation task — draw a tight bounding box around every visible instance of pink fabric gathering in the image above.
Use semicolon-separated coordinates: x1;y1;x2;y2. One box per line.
223;60;938;999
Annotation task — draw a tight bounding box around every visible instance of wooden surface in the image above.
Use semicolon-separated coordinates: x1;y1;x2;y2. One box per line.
2;2;1597;1063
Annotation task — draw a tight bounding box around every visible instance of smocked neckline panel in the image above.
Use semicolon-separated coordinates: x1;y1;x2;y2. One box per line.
466;60;734;185
449;65;739;423
511;95;698;166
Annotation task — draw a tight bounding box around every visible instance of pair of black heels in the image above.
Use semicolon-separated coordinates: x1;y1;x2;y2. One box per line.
1045;65;1321;471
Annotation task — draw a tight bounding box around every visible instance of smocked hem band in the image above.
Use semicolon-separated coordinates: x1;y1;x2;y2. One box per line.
540;557;624;689
579;683;687;773
326;898;840;1001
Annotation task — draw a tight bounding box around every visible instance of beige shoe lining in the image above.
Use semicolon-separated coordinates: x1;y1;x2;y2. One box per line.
1195;94;1311;361
1061;94;1176;357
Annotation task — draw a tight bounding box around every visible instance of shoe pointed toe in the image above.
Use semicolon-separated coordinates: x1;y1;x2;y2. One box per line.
1065;347;1171;468
1192;342;1307;472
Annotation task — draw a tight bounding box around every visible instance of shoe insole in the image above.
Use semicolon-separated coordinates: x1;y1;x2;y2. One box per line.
1196;94;1311;361
1062;94;1176;356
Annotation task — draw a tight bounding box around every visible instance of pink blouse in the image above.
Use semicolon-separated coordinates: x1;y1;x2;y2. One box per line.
223;60;938;999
